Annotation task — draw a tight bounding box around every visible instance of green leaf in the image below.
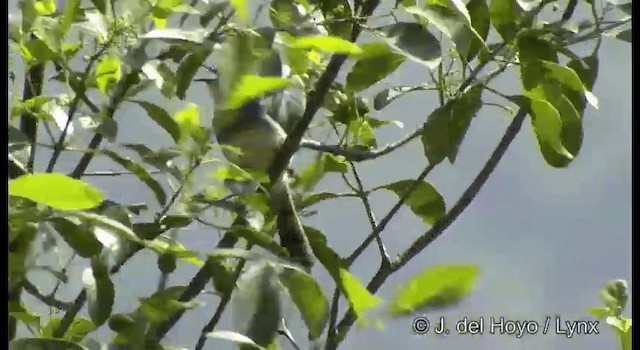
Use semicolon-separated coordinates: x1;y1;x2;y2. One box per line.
84;259;115;326
201;1;231;27
588;307;613;319
527;98;575;166
379;22;442;69
122;143;182;179
139;29;210;43
465;0;490;62
234;263;282;350
230;0;250;22
538;60;598;109
176;52;208;100
49;218;103;258
300;192;342;208
34;0;56;15
101;150;167;205
296;153;349;192
131;102;181;143
373;85;426;110
63;212;141;244
389;265;479;316
421;85;483;164
278;266;329;339
64;317;96;343
146;236;203;267
600;279;628;317
138;286;199;324
347;42;406;92
225;75;290;110
381;180;446;225
60;0;81;36
89;0;107;14
95;55;122;95
9;338;87;350
288;36;363;55
207;331;268;350
489;0;525;41
305;227;382;318
9;173;105;210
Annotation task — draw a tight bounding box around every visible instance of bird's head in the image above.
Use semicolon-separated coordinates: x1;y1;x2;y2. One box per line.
194;65;224;102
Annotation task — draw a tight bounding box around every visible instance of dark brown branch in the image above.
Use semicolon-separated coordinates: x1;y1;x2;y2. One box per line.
23;280;72;310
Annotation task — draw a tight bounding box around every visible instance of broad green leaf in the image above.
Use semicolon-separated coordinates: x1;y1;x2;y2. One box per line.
122;143;182;179
225;75;290;110
34;0;56;15
489;0;525;41
83;260;115;326
389;265;479;316
9;338;87;350
305;227;382;318
201;1;231;27
60;0;81;36
404;2;484;58
607;316;632;333
49;218;103;258
588;307;612;319
301;192;342;208
64;317;96;343
63;212;141;244
101;150;167;205
231;0;250;22
379;22;442;69
528;98;575;165
176;52;208;100
270;0;307;28
296;154;348;192
600;279;628;317
19;38;57;64
465;0;490;62
347;42;406;92
8;302;40;328
315;0;353;39
278;266;329;339
138;286;199;324
234;263;281;349
146;236;203;267
538;60;598;109
564;54;598;117
9;173;105;210
373;85;427;110
139;29;210;43
421;85;483;164
95;55;122;95
89;0;107;14
381;180;446;225
289;36;363;55
207;331;268;350
131;101;181;143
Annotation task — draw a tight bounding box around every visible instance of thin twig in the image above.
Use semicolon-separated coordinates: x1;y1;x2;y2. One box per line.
23;280;72;310
327;107;529;350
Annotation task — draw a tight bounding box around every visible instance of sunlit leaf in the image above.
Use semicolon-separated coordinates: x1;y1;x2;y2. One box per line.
83;260;114;326
347;42;406;92
140;29;210;43
288;36;363;55
489;0;526;41
231;0;250;22
95;55;122;95
9;173;105;210
131;101;181;143
225;75;290;110
49;218;103;258
380;180;446;225
207;331;268;350
600;279;629;317
389;265;479;316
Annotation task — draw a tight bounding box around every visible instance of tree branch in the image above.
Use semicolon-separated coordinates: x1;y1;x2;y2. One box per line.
327;106;528;349
23;280;72;310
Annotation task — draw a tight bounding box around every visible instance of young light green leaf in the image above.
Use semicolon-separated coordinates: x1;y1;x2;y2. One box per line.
175;103;201;135
528;98;575;166
230;0;250;22
48;218;103;258
289;36;363;55
379;22;442;69
588;307;613;319
380;180;446;225
278;266;329;339
389;265;479;316
131;101;181;143
305;227;382;318
34;0;56;15
101;150;167;205
9;338;87;350
95;55;121;95
63;317;96;343
421;85;484;164
138;286;199;324
225;75;290;110
83;263;114;326
139;29;210;43
347;42;406;92
9;173;105;210
206;331;268;350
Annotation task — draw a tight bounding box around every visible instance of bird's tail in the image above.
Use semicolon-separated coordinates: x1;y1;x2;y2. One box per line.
271;175;315;269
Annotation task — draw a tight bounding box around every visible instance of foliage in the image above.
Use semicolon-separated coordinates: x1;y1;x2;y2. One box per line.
8;0;631;349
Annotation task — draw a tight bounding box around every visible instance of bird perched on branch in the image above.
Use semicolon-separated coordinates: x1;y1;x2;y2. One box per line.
195;67;315;269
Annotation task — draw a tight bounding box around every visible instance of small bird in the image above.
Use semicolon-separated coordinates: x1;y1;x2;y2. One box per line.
196;73;315;269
